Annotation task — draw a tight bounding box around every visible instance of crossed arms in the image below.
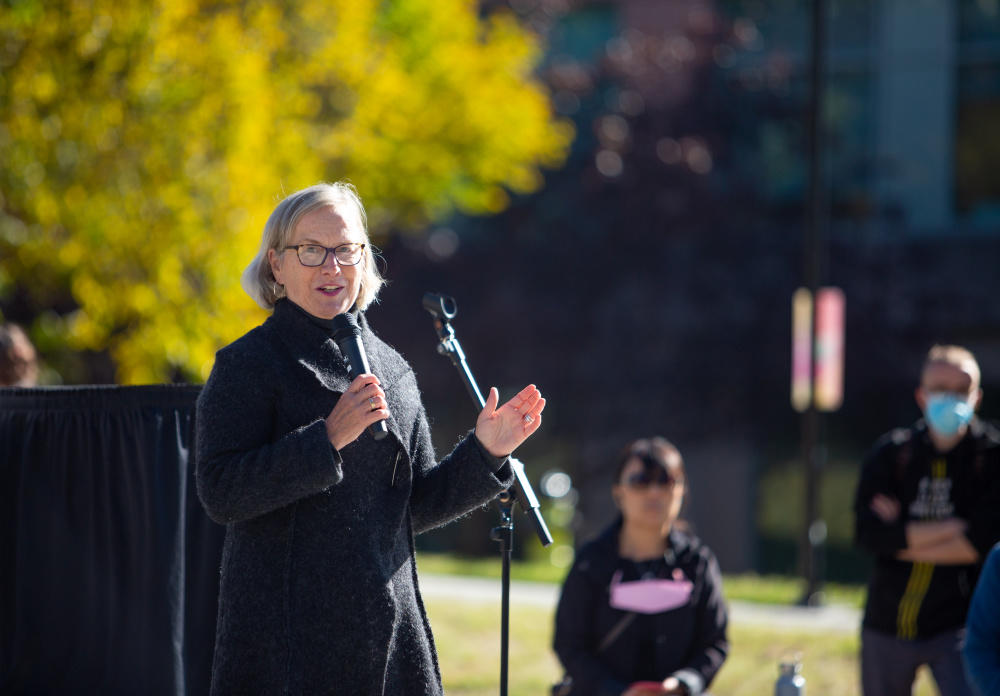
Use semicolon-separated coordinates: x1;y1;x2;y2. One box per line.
868;494;979;565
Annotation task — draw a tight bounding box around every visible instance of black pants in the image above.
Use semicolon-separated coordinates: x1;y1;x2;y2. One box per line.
861;626;974;696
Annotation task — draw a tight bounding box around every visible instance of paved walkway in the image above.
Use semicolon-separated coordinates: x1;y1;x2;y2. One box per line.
419;574;861;634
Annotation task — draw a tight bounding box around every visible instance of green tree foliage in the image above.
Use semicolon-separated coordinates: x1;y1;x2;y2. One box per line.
0;0;572;383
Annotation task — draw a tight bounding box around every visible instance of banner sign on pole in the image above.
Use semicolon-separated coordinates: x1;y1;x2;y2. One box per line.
791;286;845;412
814;287;845;411
791;288;813;412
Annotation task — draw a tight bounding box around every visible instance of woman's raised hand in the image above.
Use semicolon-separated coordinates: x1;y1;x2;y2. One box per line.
325;374;389;451
474;384;545;457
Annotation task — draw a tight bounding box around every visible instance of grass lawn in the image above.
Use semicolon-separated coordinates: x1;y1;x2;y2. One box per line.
425;598;939;696
418;553;941;695
416;552;867;608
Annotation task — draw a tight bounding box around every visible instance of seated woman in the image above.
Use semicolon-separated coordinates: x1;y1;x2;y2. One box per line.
554;437;728;696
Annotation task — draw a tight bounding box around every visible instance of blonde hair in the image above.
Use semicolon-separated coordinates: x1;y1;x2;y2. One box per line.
923;344;981;391
241;182;384;311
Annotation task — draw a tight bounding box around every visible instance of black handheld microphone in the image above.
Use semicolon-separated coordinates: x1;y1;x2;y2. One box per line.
331;313;389;441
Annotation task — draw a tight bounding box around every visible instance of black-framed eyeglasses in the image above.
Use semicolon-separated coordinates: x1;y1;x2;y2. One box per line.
284;243;365;267
624;470;678;490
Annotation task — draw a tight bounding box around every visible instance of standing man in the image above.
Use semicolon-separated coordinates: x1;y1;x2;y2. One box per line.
854;345;1000;696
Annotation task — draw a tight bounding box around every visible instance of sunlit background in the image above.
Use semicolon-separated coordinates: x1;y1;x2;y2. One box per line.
3;0;1000;589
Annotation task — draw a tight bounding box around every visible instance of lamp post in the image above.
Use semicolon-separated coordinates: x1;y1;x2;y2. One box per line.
800;0;828;606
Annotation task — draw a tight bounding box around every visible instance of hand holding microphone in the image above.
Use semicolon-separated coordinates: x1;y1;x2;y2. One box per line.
324;313;390;449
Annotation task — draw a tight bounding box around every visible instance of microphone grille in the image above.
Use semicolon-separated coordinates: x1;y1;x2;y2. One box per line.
331;312;361;340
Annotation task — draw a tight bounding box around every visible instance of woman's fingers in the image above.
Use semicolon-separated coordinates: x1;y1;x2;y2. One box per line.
474;384;546;456
351;375;387;415
484;386;499;415
523;398;545;430
361;386;389;422
527;394;545;418
361;382;386;403
513;387;545;432
502;387;545;437
326;374;390;449
349;373;380;390
509;384;541;412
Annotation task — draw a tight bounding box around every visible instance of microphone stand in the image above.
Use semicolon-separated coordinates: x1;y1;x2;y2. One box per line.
422;293;553;696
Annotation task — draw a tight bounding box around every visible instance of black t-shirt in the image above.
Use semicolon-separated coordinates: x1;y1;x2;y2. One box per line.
616;555;669;681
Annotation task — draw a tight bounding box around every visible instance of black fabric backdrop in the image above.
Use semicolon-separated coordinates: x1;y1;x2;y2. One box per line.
0;386;225;695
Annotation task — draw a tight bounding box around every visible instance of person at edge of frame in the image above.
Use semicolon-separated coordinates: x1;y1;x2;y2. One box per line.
963;539;1000;695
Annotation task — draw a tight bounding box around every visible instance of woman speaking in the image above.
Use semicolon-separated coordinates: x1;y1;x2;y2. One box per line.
196;182;545;695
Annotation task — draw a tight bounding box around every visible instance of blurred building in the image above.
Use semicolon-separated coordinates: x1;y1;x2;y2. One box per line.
529;0;1000;230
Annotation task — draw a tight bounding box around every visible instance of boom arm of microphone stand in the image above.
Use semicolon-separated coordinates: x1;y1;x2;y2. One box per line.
507;457;553;546
427;312;553;547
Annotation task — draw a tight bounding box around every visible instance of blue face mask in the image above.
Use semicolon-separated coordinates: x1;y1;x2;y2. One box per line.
925;393;974;437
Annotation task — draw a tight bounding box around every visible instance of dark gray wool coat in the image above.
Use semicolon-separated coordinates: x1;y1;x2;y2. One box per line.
196;298;514;695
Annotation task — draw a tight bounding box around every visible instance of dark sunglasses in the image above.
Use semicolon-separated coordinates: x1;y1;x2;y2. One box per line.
624;470;678;490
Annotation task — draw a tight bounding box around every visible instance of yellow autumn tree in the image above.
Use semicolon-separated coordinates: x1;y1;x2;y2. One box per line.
0;0;571;383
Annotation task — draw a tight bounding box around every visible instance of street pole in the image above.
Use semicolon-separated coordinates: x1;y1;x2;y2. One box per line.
800;0;827;606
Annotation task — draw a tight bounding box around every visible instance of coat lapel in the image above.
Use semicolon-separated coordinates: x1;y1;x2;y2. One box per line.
267;301;410;446
358;323;408;445
269;302;354;394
